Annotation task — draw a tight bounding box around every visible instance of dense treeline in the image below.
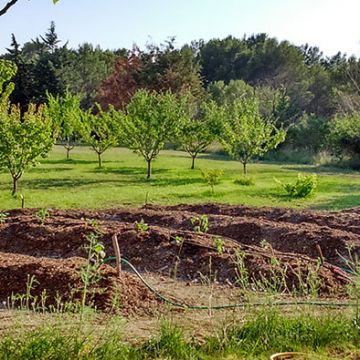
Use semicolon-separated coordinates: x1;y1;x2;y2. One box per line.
1;22;360;167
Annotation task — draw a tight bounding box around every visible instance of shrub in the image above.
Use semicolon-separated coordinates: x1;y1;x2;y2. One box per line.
277;173;317;198
234;176;255;186
201;169;223;194
327;113;360;160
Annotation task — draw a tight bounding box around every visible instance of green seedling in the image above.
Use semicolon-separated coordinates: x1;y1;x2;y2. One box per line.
80;231;106;313
134;218;149;234
82;217;99;229
213;236;225;254
0;212;8;224
35;208;50;225
191;215;209;233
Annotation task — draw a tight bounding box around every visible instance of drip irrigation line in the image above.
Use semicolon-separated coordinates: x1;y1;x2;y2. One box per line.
103;256;359;310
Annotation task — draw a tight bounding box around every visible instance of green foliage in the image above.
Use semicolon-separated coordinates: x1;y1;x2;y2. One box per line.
0;212;8;224
234;176;255;186
191;214;209;233
174;235;184;246
134;218;149;234
201;169;223;194
221;97;286;174
64;43;116;109
115;89;182;178
208;79;254;106
277;173;318;198
327;113;360;160
78;106;120;167
220;309;360;356
35;208;50;225
0;102;56;194
213;236;225;254
0;146;357;210
0;310;359;359
287;114;329;153
0;59;17;95
80;230;106;310
46;90;81;159
177;96;221;169
140;321;198;359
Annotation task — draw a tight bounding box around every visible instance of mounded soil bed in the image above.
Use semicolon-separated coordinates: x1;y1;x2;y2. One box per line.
0;204;359;314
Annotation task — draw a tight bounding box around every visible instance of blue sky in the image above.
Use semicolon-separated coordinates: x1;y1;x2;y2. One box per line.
1;0;360;57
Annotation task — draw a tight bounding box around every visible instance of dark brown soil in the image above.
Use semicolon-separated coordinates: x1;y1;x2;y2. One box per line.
1;204;359;314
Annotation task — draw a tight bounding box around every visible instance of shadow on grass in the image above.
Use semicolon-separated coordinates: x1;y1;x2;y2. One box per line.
89;166;170;176
197;153;233;162
311;194;360;210
41;158;100;165
17;178;120;190
145;177;204;186
28;167;74;173
333;183;360;192
283;164;360;175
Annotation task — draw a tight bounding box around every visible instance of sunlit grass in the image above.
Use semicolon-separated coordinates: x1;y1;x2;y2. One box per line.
0;145;358;210
1;308;360;359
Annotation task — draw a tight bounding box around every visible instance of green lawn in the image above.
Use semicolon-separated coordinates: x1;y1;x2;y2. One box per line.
0;145;359;210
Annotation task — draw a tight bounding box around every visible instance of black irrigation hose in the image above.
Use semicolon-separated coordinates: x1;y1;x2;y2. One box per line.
103;256;359;310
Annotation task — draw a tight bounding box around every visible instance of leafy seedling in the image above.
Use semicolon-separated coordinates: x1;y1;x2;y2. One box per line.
191;215;209;233
134;218;149;234
36;208;50;225
0;212;8;224
213;236;225;254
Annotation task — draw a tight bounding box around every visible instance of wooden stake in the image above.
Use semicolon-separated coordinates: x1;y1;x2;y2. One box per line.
316;244;325;265
112;234;121;276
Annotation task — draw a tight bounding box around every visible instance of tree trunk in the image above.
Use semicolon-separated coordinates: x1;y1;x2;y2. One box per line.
98;153;102;168
65;144;74;159
12;176;17;195
243;162;247;175
147;160;152;179
191;155;196;170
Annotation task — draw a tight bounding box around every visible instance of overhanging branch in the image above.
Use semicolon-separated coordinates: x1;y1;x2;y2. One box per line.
0;0;19;16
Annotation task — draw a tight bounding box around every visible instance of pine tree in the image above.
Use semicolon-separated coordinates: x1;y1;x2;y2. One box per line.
41;21;60;53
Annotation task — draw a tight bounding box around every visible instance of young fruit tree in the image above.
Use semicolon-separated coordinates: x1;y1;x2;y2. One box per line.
46;90;81;159
0;103;56;194
221;97;286;174
0;59;16;97
78;106;120;168
177;96;221;169
114;89;181;179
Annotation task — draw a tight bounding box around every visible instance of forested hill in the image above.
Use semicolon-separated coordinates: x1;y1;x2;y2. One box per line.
2;23;360;165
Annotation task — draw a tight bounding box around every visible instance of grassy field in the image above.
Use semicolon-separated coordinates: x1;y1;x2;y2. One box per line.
0;145;359;210
1;307;360;359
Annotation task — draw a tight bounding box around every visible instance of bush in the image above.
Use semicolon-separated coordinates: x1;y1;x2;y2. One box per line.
201;169;223;194
277;173;317;198
327;113;360;160
234;176;255;186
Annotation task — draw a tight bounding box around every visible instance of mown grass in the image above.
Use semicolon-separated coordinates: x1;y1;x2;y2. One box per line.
0;145;358;210
1;308;360;359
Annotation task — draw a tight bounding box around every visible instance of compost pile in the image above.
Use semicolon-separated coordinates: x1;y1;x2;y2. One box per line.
0;204;359;313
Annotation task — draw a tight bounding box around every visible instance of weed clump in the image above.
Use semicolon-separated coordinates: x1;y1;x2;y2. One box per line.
276;173;317;198
234;176;255;186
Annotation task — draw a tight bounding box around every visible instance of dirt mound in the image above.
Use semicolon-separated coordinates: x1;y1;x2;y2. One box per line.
104;205;360;267
0;252;158;315
0;205;356;303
